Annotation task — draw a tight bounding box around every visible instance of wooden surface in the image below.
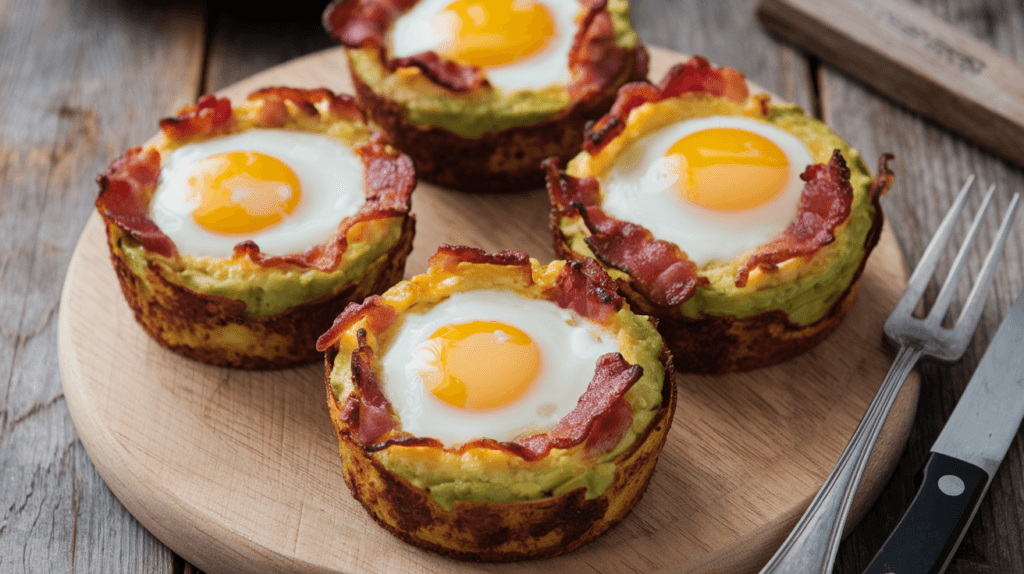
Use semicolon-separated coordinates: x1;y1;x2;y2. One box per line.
58;46;916;574
4;0;1024;572
757;0;1024;168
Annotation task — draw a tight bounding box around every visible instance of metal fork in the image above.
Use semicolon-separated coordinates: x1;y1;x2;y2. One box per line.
758;176;1022;574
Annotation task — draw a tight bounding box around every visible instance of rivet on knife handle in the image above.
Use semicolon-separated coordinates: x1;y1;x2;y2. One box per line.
863;453;989;574
756;0;1024;168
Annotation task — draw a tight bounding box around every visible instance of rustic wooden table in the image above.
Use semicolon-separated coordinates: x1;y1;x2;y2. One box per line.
2;0;1023;572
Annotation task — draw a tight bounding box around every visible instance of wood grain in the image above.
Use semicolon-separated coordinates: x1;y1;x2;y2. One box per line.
7;1;1024;573
0;1;205;572
757;0;1024;168
58;46;918;574
812;2;1024;572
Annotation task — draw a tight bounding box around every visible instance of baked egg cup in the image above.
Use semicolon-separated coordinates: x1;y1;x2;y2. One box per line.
546;57;895;373
316;245;676;561
322;0;649;193
95;88;417;369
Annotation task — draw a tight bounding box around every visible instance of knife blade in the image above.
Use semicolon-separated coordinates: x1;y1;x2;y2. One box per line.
864;285;1024;574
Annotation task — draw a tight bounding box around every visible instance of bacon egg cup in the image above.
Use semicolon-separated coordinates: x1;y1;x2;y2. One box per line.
322;0;649;193
546;57;895;373
95;88;416;369
316;246;675;560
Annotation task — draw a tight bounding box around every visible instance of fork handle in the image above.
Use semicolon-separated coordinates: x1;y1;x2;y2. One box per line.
759;344;924;574
863;452;990;574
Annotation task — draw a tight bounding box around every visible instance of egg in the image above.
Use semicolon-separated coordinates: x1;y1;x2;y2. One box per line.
379;289;618;446
148;129;366;258
599;115;815;266
389;0;579;91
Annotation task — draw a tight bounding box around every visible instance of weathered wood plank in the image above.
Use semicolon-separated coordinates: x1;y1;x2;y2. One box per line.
204;1;336;93
0;0;206;572
815;1;1024;572
630;0;817;112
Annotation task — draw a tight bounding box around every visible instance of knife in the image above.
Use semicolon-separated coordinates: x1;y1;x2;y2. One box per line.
864;286;1024;574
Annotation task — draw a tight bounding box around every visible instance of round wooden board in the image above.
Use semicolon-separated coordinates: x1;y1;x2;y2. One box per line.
58;46;919;574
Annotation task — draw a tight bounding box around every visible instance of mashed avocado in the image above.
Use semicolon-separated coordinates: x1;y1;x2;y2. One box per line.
562;97;877;326
328;259;666;510
121;217;404;318
348;0;639;139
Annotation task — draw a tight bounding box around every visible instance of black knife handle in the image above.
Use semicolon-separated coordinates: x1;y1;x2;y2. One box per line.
864;452;990;574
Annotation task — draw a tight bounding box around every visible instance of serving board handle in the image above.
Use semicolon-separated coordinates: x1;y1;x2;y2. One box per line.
756;0;1024;167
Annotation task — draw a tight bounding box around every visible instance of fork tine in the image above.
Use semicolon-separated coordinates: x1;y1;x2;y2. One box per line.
952;192;1021;338
926;184;997;327
890;175;977;319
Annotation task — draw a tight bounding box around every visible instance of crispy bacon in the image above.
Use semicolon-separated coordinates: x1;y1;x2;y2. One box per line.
871;153;896;201
545;257;622;324
566;1;635;101
388;52;490;93
159;94;234;140
427;245;535;286
735;150;853;287
584;56;749;153
545;160;708;307
516;353;642;460
95;147;177;258
324;0;637;99
322;0;417;49
349;329;398;444
317;295;399;352
247;87;365;127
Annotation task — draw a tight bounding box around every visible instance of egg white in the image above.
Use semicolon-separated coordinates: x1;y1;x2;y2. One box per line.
389;0;578;91
149;129;366;258
600;115;815;267
379;289;618;446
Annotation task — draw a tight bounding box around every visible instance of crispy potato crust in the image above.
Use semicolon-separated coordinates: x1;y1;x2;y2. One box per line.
323;342;676;561
107;216;415;369
351;52;648;192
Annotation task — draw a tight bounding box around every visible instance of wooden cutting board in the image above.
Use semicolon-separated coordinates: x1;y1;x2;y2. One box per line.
58;46;919;574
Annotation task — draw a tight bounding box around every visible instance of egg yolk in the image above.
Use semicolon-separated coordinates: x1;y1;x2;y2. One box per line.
417;320;540;410
185;151;302;234
667;127;790;211
436;0;556;68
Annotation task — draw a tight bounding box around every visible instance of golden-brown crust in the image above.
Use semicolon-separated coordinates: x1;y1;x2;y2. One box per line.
323;341;676;560
107;216;415;369
350;50;648;192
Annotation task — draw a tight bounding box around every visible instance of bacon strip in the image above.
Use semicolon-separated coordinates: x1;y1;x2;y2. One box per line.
317;294;399;352
349;329;398;445
322;0;417;49
545;257;623;324
95;147;177;258
516;353;642;460
566;1;636;101
247;87;365;127
735;150;854;287
427;245;535;286
584;56;749;154
388;52;490;93
159;94;234;141
545;160;708;307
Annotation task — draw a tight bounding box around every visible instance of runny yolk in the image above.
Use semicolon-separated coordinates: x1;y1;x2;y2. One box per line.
436;0;556;68
185;151;302;234
417;320;540;410
666;127;790;211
